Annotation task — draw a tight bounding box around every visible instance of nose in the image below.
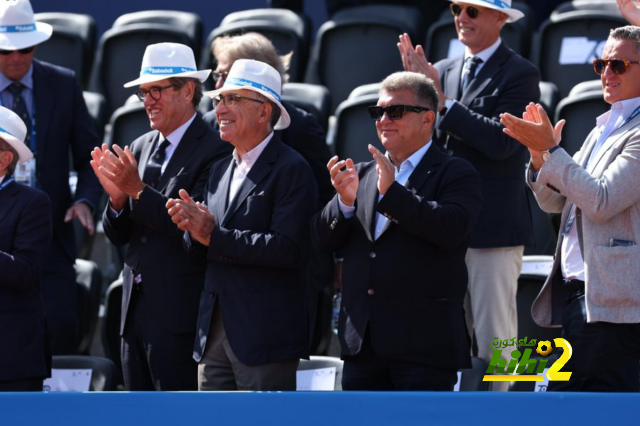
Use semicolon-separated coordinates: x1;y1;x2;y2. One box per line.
143;92;157;107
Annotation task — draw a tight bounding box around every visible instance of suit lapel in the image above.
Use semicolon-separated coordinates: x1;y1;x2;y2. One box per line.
0;180;18;223
358;165;379;242
157;116;202;192
445;57;464;102
587;114;640;172
32;61;54;160
221;137;278;226
460;43;509;106
215;158;234;223
138;133;159;180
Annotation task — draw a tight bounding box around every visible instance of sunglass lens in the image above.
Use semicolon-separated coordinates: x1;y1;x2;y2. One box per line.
611;59;626;74
467;6;479;18
368;106;383;120
451;4;462;16
387;105;404;120
594;59;605;75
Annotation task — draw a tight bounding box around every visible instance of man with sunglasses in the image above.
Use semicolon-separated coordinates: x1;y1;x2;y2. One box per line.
91;43;230;391
398;0;540;390
0;0;102;355
311;71;482;390
500;25;640;392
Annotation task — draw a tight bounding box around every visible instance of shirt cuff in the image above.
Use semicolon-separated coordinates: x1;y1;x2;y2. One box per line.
338;196;355;218
107;202;124;218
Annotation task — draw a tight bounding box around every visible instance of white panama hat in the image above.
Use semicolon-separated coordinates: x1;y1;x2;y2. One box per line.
0;105;32;164
448;0;524;23
0;0;52;50
124;42;211;88
204;59;291;130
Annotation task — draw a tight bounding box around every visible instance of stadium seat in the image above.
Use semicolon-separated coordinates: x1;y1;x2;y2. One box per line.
568;79;601;97
539;81;560;117
74;259;102;355
102;277;124;387
282;82;332;133
297;356;344;390
34;12;96;88
532;10;627;98
305;4;425;112
554;91;609;157
106;101;150;148
112;10;204;63
83;91;108;141
50;355;117;391
89;24;192;116
331;93;382;163
552;0;623;17
517;256;562;344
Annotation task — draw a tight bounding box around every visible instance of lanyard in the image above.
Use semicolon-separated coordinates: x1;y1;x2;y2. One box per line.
0;177;14;194
619;104;640;129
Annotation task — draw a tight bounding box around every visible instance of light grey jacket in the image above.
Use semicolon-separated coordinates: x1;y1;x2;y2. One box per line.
527;113;640;326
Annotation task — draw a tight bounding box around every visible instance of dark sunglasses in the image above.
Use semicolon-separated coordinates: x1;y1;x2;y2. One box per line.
593;58;640;76
368;104;430;121
0;46;35;55
212;71;229;82
450;3;480;19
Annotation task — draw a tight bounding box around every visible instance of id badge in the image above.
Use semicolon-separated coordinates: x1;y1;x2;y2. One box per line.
14;157;36;187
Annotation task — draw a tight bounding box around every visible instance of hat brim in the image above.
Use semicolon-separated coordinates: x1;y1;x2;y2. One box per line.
0;22;52;50
205;85;291;130
447;0;524;22
124;69;211;88
0;130;32;164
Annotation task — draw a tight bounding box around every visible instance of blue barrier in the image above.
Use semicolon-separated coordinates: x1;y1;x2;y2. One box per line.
1;392;638;425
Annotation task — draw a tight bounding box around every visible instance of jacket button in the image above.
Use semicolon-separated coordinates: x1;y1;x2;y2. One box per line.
368;289;375;295
209;291;214;297
369;252;376;259
141;237;147;243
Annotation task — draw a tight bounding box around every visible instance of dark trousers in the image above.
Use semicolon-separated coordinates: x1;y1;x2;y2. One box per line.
0;378;44;392
121;285;198;391
548;291;640;392
342;328;458;391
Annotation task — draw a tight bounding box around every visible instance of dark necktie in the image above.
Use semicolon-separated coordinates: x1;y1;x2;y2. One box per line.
142;138;170;189
461;56;483;94
8;82;32;150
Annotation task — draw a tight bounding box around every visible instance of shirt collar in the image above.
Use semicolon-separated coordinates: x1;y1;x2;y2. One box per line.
465;38;502;63
596;96;640;128
232;131;274;168
0;63;34;92
386;140;432;172
162;112;197;148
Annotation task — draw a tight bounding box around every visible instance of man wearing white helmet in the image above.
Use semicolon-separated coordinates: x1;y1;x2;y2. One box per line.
0;105;52;391
91;42;231;391
398;0;540;390
167;59;317;391
0;0;102;355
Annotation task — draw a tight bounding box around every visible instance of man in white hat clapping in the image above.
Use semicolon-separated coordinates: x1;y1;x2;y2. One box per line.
0;0;102;355
167;59;317;391
91;42;231;391
398;0;541;390
0;105;52;391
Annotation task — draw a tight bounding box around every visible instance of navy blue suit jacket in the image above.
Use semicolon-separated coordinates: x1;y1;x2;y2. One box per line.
434;42;539;248
312;145;482;370
0;180;52;381
193;136;317;366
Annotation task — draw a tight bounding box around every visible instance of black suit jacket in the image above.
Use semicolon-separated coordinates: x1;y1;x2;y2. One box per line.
0;180;52;381
434;42;539;248
103;115;231;336
193;136;317;366
312;145;482;370
31;60;102;263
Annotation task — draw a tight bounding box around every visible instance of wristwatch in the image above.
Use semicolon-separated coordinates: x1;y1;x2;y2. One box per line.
541;146;561;162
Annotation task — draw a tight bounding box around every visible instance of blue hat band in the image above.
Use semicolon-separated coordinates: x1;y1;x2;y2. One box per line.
0;125;15;137
475;0;510;9
0;23;37;33
141;66;196;76
225;77;281;103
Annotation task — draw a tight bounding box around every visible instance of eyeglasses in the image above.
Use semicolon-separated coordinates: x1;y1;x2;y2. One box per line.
213;93;265;108
212;71;229;83
134;84;175;101
593;58;640;76
450;3;480;19
0;46;36;55
368;104;430;121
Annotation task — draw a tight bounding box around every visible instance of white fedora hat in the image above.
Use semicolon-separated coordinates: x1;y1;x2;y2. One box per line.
124;42;211;88
449;0;524;23
0;105;31;164
0;0;52;50
204;59;291;130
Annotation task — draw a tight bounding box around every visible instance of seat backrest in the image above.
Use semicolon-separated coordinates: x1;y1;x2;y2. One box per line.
83;91;107;140
89;24;192;116
554;91;609;157
305;5;424;112
51;355;117;391
532;11;626;98
74;259;102;355
34;12;97;88
458;356;490;391
552;0;623;16
332;94;383;163
101;278;124;387
297;356;344;390
107;102;151;148
568;79;601;97
538;81;560;117
348;82;381;100
282;82;332;133
203;22;304;83
112;10;203;60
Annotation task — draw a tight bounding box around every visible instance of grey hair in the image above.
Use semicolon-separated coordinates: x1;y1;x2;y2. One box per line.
609;26;640;54
169;77;203;108
380;71;439;112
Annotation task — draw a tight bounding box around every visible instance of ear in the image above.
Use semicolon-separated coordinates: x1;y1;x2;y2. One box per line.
258;102;273;124
184;81;195;103
0;150;13;170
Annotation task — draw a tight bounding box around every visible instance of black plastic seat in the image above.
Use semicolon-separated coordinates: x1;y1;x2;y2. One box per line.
554;91;609;157
106;101;150;148
332;93;382;163
282;82;332;133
